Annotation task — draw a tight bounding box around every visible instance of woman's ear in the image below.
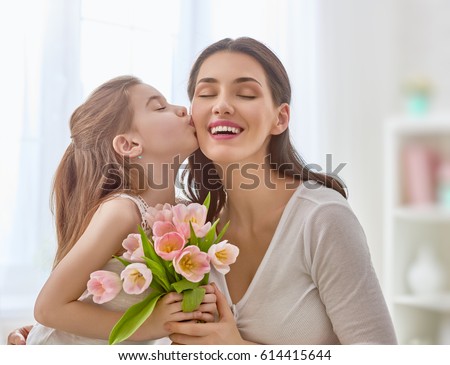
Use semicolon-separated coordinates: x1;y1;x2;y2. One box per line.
271;103;290;136
112;134;142;158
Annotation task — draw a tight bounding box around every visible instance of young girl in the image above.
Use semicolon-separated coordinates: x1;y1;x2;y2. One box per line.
25;76;216;344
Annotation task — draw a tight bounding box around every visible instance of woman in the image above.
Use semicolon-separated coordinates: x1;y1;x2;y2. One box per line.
164;37;397;345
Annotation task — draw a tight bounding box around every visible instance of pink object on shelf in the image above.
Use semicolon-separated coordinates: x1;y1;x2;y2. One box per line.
402;144;437;206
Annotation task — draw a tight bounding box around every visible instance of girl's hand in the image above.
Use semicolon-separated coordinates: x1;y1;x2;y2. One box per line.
7;325;32;345
165;283;250;345
133;285;217;341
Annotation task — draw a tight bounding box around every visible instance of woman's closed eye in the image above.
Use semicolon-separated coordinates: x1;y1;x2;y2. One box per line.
238;95;256;99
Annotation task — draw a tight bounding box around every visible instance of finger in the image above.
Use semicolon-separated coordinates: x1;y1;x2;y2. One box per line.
196;303;217;315
7;332;26;345
202;284;214;294
171;309;211;321
212;282;233;321
201;293;217;304
171;310;202;322
161;292;183;304
165;321;216;337
169;333;208;345
197;313;215;323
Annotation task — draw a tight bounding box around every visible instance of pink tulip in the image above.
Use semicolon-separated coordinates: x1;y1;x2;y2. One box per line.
208;240;240;275
121;263;153;295
122;233;145;262
86;270;122;304
173;246;210;283
154;232;186;260
152;221;178;240
172;203;212;239
145;203;173;228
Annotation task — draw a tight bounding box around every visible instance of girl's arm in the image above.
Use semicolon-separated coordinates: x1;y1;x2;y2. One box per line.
34;198;213;342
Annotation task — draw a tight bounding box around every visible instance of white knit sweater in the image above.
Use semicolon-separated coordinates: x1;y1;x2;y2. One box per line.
210;184;397;344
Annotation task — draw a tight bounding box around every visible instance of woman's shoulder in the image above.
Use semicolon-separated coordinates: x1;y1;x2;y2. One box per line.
297;181;348;205
290;182;357;225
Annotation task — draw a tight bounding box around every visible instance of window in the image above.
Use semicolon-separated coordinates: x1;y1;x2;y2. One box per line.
80;0;181;99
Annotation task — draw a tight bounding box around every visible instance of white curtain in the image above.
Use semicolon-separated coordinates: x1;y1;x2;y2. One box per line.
0;0;82;324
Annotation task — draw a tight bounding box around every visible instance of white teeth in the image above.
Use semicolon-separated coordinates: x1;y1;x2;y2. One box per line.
210;126;241;135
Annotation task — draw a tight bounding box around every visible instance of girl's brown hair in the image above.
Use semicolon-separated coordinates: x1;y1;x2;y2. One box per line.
51;75;142;267
183;37;347;220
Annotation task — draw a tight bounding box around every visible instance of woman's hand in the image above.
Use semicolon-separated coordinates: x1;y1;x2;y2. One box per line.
166;283;251;345
7;325;32;345
133;284;217;341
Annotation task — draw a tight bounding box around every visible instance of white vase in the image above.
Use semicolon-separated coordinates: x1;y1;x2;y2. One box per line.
438;314;450;345
407;243;446;296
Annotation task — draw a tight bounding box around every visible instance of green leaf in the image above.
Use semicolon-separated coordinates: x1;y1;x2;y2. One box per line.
142;257;171;292
199;272;209;287
198;219;220;252
171;278;199;293
189;221;198;246
150;279;165;293
113;255;131;267
202;192;211;210
214;220;230;243
138;226;159;263
182;287;206;312
109;291;164;345
160;259;176;283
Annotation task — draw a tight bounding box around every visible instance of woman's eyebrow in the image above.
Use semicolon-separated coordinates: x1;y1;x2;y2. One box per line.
196;77;262;86
234;77;262;86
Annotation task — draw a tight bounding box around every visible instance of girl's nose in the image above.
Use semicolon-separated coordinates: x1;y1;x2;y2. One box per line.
177;106;188;117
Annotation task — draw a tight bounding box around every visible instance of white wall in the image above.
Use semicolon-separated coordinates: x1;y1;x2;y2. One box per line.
313;0;450;284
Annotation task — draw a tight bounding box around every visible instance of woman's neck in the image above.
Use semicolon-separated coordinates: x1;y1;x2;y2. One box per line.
218;164;301;227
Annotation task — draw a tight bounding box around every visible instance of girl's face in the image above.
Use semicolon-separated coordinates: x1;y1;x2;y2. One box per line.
130;84;198;162
191;51;288;165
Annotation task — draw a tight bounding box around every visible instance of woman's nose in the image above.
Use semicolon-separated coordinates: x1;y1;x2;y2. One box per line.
212;97;233;115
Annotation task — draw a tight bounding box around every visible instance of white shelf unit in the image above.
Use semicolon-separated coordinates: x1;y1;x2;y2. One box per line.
384;115;450;345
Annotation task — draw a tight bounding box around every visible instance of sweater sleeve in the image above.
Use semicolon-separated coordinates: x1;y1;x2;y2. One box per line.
305;202;397;344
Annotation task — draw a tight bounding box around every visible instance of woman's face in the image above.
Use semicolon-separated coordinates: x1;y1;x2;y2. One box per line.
129;84;198;162
191;51;288;165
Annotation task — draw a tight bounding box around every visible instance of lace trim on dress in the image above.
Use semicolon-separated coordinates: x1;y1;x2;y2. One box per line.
114;193;150;232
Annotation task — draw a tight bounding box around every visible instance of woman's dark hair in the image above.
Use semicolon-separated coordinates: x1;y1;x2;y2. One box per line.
183;37;347;220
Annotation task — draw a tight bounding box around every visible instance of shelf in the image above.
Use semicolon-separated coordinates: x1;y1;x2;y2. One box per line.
395;294;450;313
394;206;450;222
386;115;450;135
385;115;450;344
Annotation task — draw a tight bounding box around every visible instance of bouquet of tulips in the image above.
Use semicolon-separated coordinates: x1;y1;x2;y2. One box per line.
85;194;239;345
